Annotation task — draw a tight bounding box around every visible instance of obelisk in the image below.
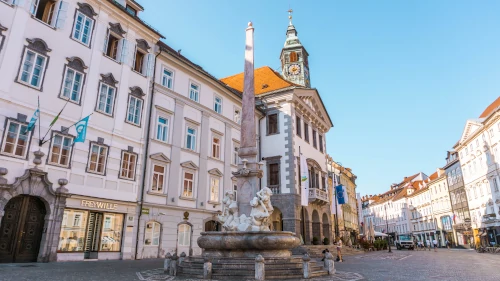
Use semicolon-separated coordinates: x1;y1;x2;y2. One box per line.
234;22;262;217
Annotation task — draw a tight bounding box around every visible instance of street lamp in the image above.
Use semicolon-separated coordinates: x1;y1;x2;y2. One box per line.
332;161;344;241
384;204;392;253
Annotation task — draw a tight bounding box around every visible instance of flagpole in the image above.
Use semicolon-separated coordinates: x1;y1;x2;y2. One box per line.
41;113;93;145
40;97;70;143
37;96;42;147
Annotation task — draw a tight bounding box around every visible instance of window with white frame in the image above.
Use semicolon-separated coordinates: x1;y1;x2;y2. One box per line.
48;133;73;167
189;83;199;102
144;222;161;246
233;144;239;165
214;96;222;114
212;136;221;159
133;47;145;74
88;142;108;174
104;29;120;60
151;164;165;193
96;82;116;116
182;171;195;198
162;68;174;89
126;95;143;125
18;49;47;89
120;151;137;180
1;119;30;158
209;177;220;202
156;116;169;142
72;10;94;46
185;127;196;151
177;224;191;247
234;108;241;124
61;67;84;103
31;0;69;28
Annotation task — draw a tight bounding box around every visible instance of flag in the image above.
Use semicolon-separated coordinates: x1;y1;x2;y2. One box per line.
300;153;309;206
343;185;349;204
25;108;39;133
49;107;64;127
336;184;346;204
74;115;90;143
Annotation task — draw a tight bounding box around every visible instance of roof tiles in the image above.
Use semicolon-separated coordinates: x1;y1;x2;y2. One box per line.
479;96;500;118
220;66;296;95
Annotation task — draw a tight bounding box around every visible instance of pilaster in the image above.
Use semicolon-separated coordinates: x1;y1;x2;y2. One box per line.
167;100;185;206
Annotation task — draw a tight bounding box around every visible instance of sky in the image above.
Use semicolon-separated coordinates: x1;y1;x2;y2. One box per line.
139;0;500;196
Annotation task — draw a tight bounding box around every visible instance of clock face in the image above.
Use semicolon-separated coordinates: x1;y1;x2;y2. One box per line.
288;64;301;75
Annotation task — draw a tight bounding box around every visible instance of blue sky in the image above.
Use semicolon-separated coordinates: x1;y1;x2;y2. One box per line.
140;0;500;195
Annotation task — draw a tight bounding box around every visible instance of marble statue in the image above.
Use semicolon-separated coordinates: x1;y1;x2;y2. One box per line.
217;187;274;232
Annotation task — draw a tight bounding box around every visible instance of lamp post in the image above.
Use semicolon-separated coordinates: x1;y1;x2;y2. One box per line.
384;204;392;253
332;161;344;241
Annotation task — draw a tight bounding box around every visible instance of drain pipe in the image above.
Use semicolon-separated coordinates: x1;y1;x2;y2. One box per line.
135;44;162;260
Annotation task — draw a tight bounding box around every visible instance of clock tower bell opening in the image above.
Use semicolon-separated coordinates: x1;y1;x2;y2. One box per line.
280;9;311;88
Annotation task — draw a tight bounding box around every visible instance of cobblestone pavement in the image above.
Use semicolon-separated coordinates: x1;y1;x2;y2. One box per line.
0;249;498;281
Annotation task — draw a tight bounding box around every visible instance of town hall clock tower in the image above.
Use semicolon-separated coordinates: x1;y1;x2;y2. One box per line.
280;9;311;88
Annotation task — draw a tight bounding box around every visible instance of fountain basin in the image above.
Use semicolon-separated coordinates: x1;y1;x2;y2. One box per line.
197;231;301;258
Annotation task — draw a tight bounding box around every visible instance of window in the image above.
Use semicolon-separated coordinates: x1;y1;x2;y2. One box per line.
319;135;323;153
125;5;137;16
151;164;165;193
234;108;241;124
88;143;108;174
233;144;239;165
49;133;73;167
312;129;317;148
214;96;222;114
100;213;123;251
144;222;161;246
304;123;309;142
267;113;278;135
185;127;196;151
31;0;56;25
182;171;194;197
61;67;84;103
490;128;494;137
212;137;221;159
177;224;191;247
465;148;468;155
269;163;280;186
296;116;301;137
156;117;169;142
470;143;473;152
73;214;81;227
96;82;116;116
19;49;47;89
133;48;145;73
1;120;30;158
494;178;499;192
162;68;173;89
72;11;94;46
126;95;143;125
120;151;137;180
189;83;199;102
476;139;479;147
210;177;220;202
104;31;120;60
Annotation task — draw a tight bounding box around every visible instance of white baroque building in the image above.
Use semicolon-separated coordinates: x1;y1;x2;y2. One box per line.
0;0;162;262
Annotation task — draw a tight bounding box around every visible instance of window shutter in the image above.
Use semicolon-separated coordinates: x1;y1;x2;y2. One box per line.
119;38;129;64
146;53;155;77
102;29;110;53
131;44;138;68
55;1;69;29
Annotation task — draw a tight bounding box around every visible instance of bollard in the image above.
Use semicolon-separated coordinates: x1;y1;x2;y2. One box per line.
164;252;172;274
203;255;213;280
324;252;335;275
170;253;178;276
255;254;265;281
302;253;311;279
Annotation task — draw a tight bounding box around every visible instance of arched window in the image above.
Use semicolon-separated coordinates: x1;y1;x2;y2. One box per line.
144;221;161;246
178;224;191;247
289;51;298;62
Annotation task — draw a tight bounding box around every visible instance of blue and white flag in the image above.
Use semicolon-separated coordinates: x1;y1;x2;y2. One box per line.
336;184;346;204
25;108;39;133
300;153;309;206
74;115;90;143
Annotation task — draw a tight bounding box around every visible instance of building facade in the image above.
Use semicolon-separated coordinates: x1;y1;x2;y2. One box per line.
426;169;454;247
0;0;163;262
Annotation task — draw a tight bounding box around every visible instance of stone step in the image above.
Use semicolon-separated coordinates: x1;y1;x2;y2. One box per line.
311;270;329;278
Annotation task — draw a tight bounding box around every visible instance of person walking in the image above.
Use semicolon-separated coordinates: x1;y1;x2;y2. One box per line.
446;239;450;249
426;239;431;251
433;239;438;252
336;239;343;262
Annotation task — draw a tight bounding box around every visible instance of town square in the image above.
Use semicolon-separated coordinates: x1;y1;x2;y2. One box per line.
0;0;499;280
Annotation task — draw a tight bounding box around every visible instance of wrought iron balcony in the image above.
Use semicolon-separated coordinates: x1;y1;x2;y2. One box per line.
308;188;329;205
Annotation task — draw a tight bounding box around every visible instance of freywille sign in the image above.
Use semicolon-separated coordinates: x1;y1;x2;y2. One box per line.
81;200;118;210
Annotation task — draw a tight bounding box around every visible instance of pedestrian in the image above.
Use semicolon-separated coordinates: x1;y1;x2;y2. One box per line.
426;239;431;251
336;239;343;262
446;239;450;249
433;239;438;252
321;248;329;261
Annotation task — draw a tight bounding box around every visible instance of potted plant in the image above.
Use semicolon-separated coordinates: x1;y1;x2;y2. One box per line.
312;237;320;245
323;238;330;245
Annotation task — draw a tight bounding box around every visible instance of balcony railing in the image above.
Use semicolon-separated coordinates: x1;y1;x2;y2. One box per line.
309;188;329;205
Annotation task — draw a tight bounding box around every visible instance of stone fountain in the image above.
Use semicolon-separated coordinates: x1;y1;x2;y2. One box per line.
176;22;332;280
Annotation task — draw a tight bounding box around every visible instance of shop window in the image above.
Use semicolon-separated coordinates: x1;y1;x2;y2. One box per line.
177;224;191;247
58;209;88;252
1;119;30;159
144;222;161;246
100;213;123;251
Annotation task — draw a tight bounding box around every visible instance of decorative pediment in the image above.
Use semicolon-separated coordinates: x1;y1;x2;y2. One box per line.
77;2;97;18
26;38;51;55
109;23;126;36
294;88;332;131
150;152;171;163
129;86;145;97
459;119;484;145
66;57;87;72
181;161;198;170
100;73;118;85
136;39;150;52
208;168;223;177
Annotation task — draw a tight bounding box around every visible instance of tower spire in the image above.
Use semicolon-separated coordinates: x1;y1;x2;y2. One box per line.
288;8;293;26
